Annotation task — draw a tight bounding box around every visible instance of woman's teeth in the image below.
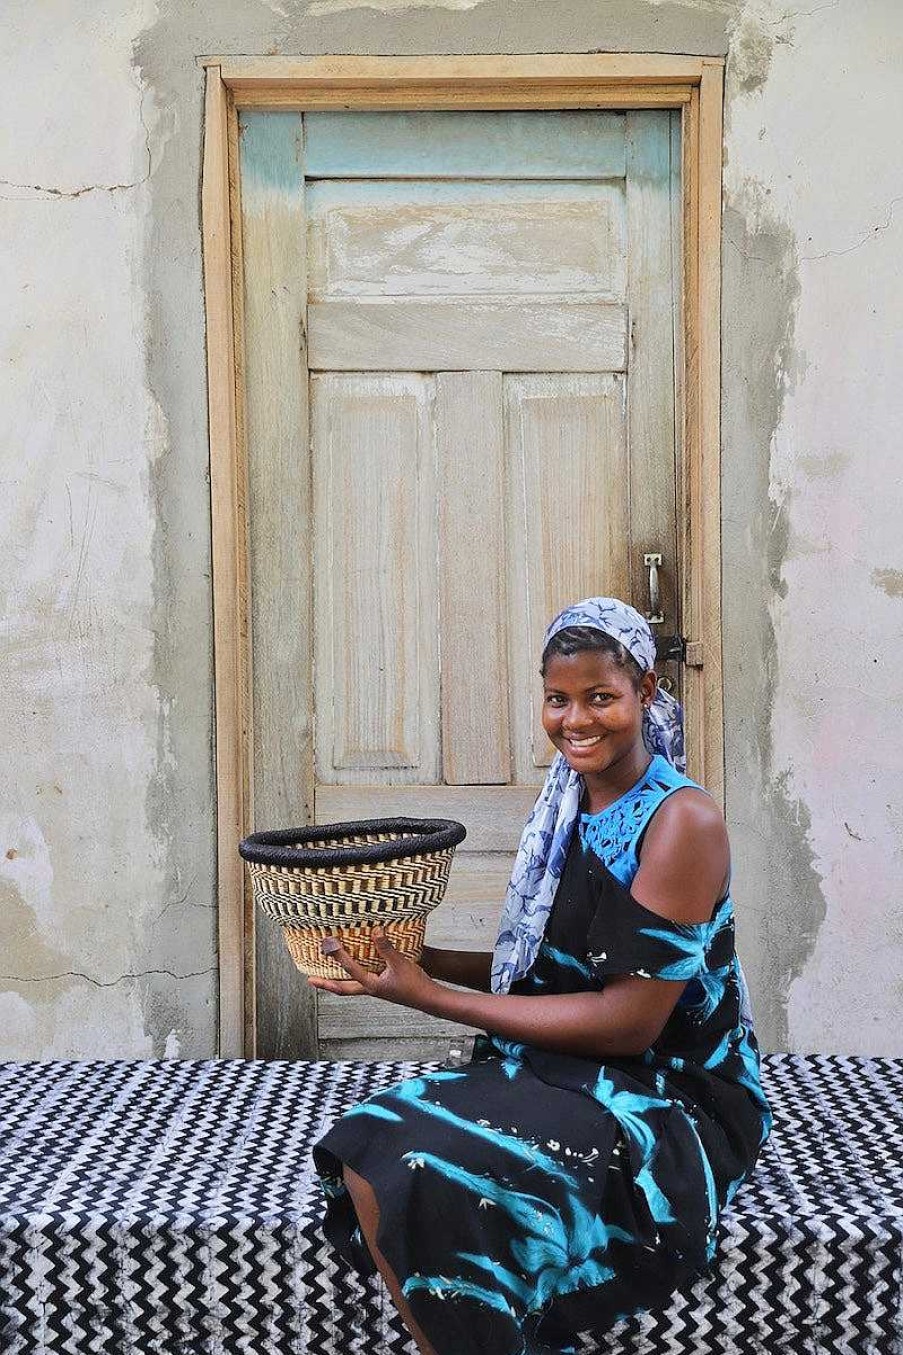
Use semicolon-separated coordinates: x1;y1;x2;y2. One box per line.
565;735;602;748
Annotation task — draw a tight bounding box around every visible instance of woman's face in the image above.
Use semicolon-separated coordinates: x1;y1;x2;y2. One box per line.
541;649;655;778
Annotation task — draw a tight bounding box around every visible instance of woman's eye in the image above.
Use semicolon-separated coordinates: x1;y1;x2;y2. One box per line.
544;693;614;706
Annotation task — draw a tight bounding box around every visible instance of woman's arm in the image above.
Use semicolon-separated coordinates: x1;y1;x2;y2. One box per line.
415;973;685;1059
311;938;684;1059
419;945;492;992
309;790;730;1061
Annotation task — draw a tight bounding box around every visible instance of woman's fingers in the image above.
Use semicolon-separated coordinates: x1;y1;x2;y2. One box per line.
309;930;436;1009
372;928;397;957
320;937;376;988
307;976;368;995
307;930;413;1000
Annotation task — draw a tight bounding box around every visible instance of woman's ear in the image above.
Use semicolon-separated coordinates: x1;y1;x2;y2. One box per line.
640;670;658;708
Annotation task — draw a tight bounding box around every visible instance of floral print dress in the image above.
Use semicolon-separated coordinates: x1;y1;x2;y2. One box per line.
313;756;773;1355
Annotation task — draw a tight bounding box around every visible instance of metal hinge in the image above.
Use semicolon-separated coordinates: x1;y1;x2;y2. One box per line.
655;636;705;667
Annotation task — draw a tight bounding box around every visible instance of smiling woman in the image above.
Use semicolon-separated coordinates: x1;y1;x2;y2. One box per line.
310;597;772;1355
541;630;660;799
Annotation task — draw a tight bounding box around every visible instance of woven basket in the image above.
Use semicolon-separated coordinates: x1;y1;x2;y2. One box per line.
238;817;467;979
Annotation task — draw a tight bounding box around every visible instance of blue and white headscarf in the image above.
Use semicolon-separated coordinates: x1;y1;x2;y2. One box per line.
490;597;683;995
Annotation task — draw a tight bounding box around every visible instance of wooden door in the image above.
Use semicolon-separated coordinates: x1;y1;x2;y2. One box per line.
238;108;683;1060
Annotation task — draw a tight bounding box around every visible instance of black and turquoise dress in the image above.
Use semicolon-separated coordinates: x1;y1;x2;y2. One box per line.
313;756;773;1354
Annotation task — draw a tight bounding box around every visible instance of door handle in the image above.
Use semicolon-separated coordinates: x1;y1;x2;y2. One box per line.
644;553;664;624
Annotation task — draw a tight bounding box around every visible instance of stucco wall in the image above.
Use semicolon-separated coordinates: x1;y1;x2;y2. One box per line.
722;0;903;1051
2;0;899;1058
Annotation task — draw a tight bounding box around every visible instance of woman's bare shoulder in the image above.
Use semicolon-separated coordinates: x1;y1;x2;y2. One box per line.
633;786;730;924
651;785;727;839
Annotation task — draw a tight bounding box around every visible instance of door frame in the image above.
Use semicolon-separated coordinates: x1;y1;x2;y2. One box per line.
200;54;725;1058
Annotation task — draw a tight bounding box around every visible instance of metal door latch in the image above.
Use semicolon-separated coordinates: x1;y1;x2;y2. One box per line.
654;635;705;667
655;634;686;664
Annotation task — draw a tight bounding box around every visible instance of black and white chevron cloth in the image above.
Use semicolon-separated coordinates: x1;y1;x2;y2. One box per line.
0;1054;901;1354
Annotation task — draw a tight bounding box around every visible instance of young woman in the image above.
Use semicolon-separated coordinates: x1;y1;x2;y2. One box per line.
310;597;772;1355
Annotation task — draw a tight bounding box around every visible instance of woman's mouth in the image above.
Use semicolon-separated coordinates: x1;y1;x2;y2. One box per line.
563;734;603;752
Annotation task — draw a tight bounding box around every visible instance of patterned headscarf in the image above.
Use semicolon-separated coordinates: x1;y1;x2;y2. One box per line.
490;597;684;995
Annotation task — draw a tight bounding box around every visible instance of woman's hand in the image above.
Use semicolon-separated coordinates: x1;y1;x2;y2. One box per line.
306;928;439;1011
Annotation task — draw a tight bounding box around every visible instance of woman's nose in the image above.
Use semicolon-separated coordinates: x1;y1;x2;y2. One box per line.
562;708;595;732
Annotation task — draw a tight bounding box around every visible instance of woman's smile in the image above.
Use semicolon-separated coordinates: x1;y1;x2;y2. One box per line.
563;733;604;752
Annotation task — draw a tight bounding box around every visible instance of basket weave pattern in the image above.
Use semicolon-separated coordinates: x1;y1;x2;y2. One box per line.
282;915;430;979
240;823;463;980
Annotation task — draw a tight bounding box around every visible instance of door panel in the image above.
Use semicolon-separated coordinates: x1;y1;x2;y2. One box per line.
424;855;516;950
436;371;510;786
626;112;680;678
315;785;540;852
306;179;626;297
239;108;684;1060
302;108;626;180
308;299;628;371
311;373;439;783
503;373;630;776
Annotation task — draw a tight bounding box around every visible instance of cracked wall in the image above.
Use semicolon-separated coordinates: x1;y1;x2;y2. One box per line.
2;0;901;1057
724;0;903;1051
0;0;216;1058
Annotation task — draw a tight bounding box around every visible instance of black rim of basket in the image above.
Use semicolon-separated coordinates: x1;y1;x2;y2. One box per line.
238;817;466;869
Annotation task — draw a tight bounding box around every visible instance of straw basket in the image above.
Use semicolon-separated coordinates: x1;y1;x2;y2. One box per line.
238;817;467;980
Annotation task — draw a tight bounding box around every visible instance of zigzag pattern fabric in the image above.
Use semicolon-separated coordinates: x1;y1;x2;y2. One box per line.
0;1053;901;1354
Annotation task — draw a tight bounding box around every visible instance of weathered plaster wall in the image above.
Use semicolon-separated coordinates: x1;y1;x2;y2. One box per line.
0;0;216;1058
2;0;899;1057
722;0;903;1051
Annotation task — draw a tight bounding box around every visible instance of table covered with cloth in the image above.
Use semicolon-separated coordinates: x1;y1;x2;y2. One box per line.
0;1054;901;1355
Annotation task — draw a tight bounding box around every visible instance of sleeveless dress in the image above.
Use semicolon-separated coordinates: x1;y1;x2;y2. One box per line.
312;756;773;1355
